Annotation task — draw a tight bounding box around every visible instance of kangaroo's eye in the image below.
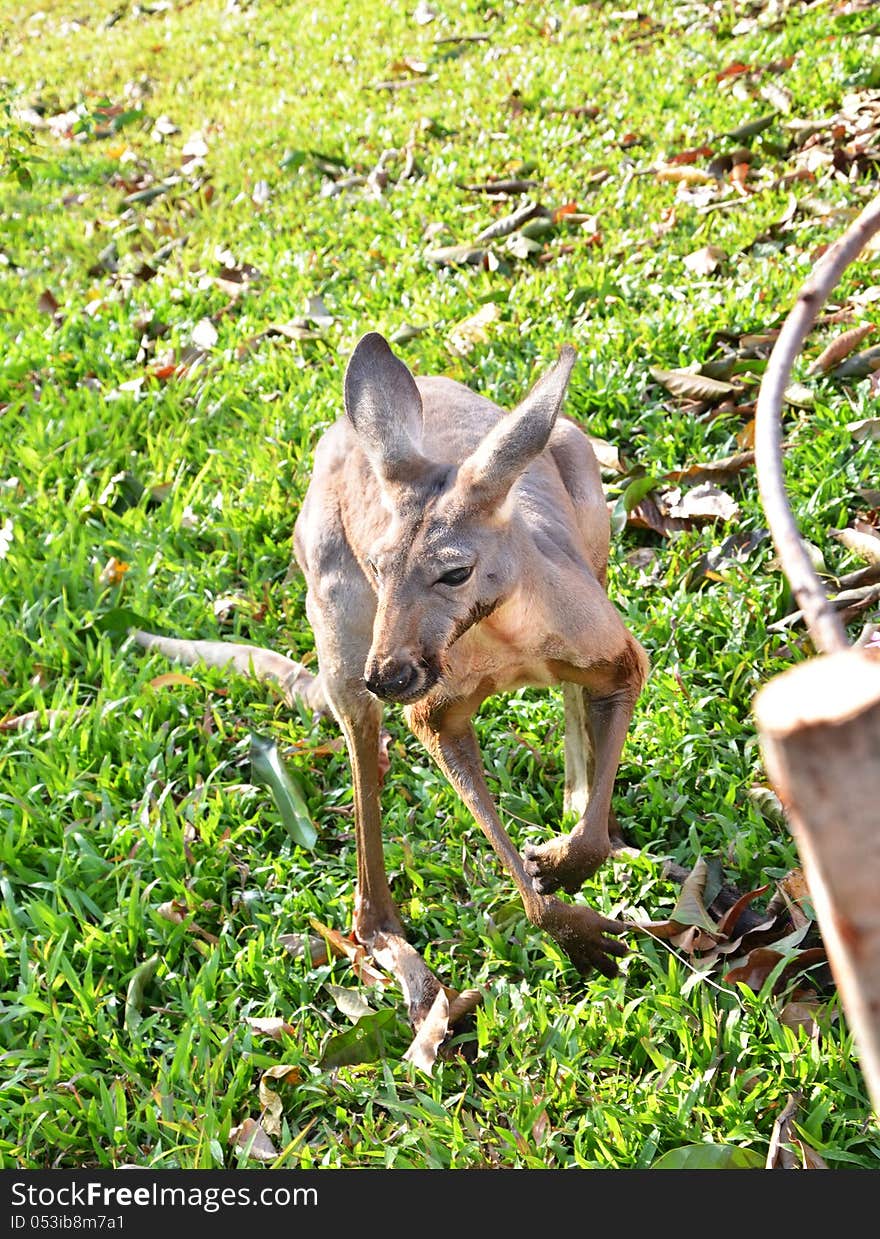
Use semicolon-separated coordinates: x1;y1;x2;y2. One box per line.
437;565;473;587
366;557;380;578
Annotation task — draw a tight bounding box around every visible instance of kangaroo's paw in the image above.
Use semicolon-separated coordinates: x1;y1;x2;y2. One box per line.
540;897;628;979
523;831;609;896
354;906;481;1040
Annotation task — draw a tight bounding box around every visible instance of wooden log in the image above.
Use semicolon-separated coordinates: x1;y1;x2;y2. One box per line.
754;649;880;1112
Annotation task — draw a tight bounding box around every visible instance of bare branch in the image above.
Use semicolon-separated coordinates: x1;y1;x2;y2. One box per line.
755;192;880;655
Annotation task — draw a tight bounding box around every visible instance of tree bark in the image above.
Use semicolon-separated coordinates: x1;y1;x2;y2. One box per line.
754;650;880;1111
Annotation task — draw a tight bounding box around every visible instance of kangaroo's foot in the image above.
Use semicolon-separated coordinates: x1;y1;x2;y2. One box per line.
523;826;611;895
539;896;627;978
353;903;481;1034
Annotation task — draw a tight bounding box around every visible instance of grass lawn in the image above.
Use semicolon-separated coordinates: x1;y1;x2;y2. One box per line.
1;0;879;1169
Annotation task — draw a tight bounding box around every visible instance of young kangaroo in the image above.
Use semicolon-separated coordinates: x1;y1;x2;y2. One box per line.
137;333;647;1036
294;334;647;1022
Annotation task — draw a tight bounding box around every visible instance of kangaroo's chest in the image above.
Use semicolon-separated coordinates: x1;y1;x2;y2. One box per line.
444;599;558;697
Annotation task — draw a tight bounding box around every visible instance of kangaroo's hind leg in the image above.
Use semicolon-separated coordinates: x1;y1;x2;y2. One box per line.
562;682;627;847
524;594;647;895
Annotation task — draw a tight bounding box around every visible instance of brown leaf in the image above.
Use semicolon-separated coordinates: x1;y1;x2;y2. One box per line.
730;161;751;195
156;899;187;925
669;856;719;932
190;318;218;351
447;303;500;356
37;289;61;318
229;1117;277;1163
670;924;720;954
775;869;813;928
424;243;487;267
737;418;756;449
767;1094;828;1169
325;984;371;1021
682;245;726;275
625;494;691;537
666;451;755;485
669;145;714;165
716;61;753;81
99;556;130;586
279;933;329;966
806;323;874;375
259;1063;302;1137
831;343;880;378
388;56;429;76
655;165;715;185
847;417;880;442
716;885;770;939
779;1001;821;1039
588;436;627;475
475;200;545;243
309;917;389;986
662;483;740;524
649;367;737;403
631;919;687;941
531;1098;551;1145
830;526;880;565
725;945;826;994
245;1017;296;1041
459;178;541;195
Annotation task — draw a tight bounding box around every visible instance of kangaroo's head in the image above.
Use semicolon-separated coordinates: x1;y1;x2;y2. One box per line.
344;332;576;704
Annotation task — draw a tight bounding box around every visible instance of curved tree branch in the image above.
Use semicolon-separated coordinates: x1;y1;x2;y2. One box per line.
755;192;880;655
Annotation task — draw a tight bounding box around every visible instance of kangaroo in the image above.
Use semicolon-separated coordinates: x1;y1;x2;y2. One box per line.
136;332;648;1043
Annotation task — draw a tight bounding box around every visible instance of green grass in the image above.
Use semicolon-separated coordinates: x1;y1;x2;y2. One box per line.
1;0;879;1169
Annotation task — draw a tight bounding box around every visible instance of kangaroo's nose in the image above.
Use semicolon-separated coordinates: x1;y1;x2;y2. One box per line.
365;662;420;701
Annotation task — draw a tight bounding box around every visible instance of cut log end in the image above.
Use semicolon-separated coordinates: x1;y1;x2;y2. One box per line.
754;649;880;736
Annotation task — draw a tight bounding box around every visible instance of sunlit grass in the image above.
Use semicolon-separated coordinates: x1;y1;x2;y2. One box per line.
1;0;879;1169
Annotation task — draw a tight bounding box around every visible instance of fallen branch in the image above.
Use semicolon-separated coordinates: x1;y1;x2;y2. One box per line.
768;583;880;633
755;192;880;655
753;189;880;1116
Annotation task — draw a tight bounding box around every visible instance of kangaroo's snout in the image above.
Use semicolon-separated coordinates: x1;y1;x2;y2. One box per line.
364;658;438;703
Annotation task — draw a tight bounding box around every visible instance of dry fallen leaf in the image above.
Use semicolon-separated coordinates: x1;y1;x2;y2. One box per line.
245;1017;296;1041
650;367;737;403
258;1063;302;1137
309;917;389;986
682;245;726;275
806;324;874;375
847;417;880;442
280;933;329;966
655;165;715;185
191;318;218;351
99;557;129;586
663;483;740;524
229;1117;277;1163
830;526;880;565
424;243;487;267
779;1001;821;1039
666;451;755;485
725;945;826;993
767;1094;828;1169
447;302;500;356
588;436;627;475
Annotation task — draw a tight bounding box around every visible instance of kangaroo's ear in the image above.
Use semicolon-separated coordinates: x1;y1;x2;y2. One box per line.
344;333;426;484
455;345;576;511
